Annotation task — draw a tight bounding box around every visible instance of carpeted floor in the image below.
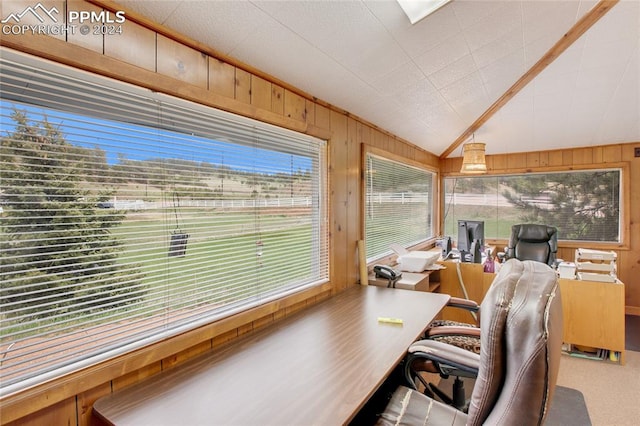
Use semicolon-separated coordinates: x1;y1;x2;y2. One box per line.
552;315;640;426
556;349;640;426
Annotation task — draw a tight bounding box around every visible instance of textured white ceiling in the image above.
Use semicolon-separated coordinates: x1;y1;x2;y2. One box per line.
117;0;640;157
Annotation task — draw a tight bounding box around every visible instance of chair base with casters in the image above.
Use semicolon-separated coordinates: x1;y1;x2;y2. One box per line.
412;300;481;408
376;259;563;426
404;343;478;412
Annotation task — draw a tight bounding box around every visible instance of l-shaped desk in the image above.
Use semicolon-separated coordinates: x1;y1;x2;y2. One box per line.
93;285;450;425
437;259;626;364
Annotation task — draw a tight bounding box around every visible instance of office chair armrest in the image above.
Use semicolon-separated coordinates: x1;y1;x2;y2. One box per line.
409;339;480;373
446;297;479;312
426;325;480;338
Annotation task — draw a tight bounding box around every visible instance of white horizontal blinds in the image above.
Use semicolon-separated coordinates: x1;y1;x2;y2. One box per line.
443;171;621;242
443;176;502;240
0;53;328;394
365;153;434;262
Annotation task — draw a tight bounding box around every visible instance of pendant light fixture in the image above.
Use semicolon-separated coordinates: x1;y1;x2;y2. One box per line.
460;135;487;174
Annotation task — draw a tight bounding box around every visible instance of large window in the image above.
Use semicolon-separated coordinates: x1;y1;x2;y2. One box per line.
444;169;622;243
0;51;328;394
364;151;436;262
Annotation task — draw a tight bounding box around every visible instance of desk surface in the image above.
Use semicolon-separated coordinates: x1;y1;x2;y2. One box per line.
93;285;450;425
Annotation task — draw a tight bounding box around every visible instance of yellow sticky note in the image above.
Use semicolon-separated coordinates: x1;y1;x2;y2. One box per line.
377;317;403;325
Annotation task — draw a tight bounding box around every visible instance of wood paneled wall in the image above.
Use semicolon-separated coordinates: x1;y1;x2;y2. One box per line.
0;1;438;424
441;144;640;314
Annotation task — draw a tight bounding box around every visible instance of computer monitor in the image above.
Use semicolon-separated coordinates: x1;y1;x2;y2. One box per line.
457;220;484;262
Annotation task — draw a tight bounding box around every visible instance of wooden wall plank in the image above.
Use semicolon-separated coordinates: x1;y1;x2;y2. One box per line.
330;110;349;292
271;85;284;115
67;0;103;52
548;150;563;166
208;58;235;98
237;322;254;337
212;329;239;348
305;99;316;125
315;104;331;130
77;383;111;426
507;153;526;169
156;35;207;88
161;340;212;371
346;117;360;286
491;154;507;170
573;147;593;165
622;145;640;309
539;151;549;167
284;299;309;316
3;396;75;426
284;89;306;122
526;152;540;168
112;363;162;392
358;120;371;146
251;75;272;111
593;146;603;164
603;145;622;162
234;68;251;104
252;313;275;331
104;18;155;71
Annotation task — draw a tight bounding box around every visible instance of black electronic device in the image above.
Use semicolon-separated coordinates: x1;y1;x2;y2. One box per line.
457;220;484;263
373;265;402;287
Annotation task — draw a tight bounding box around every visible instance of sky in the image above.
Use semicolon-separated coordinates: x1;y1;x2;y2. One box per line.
0;100;313;175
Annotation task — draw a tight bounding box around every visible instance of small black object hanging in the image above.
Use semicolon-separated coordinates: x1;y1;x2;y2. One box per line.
168;231;189;257
168;190;189;257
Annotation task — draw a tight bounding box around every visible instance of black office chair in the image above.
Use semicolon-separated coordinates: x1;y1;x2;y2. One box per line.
503;223;558;267
377;259;563;425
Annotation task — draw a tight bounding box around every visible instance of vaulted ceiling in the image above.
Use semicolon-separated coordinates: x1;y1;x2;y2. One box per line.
116;0;639;158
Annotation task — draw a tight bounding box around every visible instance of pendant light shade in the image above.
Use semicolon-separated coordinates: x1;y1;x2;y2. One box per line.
460;142;487;174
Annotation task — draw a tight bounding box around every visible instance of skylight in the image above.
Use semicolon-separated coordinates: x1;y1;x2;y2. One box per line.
396;0;452;24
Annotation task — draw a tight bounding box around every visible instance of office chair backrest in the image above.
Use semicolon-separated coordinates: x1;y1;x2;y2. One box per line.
507;224;558;266
467;259;562;426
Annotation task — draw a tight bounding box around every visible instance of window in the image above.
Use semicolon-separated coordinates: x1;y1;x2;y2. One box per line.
0;51;328;394
444;169;622;243
364;151;436;262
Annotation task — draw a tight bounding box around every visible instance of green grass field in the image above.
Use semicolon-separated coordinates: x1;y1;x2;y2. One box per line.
112;208;317;311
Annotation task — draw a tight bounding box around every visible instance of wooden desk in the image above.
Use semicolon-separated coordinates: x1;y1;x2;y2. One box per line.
93;286;450;425
436;259;626;364
438;260;495;324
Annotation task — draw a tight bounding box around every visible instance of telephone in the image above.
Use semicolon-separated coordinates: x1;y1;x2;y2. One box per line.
374;265;402;283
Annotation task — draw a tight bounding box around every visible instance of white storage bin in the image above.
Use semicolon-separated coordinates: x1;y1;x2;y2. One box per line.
557;262;576;279
397;251;440;272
